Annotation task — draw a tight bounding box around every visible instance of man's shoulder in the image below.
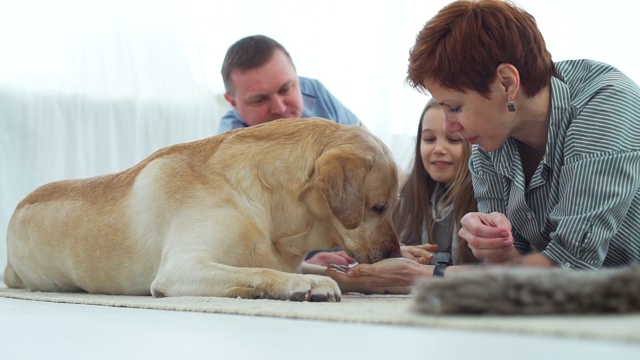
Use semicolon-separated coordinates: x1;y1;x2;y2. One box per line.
298;76;327;96
298;76;361;126
217;109;247;134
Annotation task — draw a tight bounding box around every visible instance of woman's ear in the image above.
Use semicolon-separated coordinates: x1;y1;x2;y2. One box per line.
496;63;520;98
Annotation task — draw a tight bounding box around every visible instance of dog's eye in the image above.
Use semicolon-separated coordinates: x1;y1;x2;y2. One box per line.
372;205;386;215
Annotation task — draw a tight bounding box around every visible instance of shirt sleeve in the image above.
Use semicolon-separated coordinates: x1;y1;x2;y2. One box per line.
301;78;361;126
544;151;640;268
543;76;640;269
216;109;247;134
322;90;361;126
468;147;506;214
469;149;535;255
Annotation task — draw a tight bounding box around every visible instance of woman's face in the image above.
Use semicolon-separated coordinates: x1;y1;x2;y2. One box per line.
420;106;465;184
424;79;512;152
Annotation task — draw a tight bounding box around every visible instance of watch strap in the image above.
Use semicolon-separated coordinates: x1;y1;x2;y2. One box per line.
432;261;450;278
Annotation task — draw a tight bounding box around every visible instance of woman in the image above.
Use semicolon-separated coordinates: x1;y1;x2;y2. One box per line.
329;0;640;287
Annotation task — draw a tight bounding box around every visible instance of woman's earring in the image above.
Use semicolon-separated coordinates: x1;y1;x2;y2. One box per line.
507;97;516;112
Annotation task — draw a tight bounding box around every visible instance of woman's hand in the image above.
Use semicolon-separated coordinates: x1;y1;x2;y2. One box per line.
400;244;438;264
305;250;355;267
458;212;520;263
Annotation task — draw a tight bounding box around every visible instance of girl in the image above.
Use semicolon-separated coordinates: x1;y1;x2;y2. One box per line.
326;100;478;294
396;98;478;265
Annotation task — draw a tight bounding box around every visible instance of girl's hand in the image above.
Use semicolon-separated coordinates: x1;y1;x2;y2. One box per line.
400;244;438;264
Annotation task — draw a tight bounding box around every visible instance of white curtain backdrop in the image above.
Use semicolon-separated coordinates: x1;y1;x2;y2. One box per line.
1;0;639;274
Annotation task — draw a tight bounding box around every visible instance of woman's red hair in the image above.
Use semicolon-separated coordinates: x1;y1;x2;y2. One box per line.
407;0;556;98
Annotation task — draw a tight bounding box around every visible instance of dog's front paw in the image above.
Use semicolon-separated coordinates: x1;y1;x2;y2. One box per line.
283;274;341;302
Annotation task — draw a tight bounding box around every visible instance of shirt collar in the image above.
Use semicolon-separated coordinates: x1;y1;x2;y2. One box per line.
480;77;572;188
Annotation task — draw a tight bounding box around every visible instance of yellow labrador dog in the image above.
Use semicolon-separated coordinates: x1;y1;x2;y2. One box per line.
4;118;401;302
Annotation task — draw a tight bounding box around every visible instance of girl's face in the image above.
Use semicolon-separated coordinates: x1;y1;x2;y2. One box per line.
420;106;465;184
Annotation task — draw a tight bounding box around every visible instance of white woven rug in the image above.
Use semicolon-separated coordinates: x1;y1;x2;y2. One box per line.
2;285;639;344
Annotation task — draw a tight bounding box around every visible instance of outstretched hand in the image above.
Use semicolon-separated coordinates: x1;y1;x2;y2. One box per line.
326;257;431;290
305;250;356;267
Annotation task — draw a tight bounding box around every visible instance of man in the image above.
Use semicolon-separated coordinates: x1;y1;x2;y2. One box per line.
217;35;369;267
218;34;362;133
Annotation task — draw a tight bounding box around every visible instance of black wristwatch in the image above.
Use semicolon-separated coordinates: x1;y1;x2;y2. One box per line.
432;261;450;278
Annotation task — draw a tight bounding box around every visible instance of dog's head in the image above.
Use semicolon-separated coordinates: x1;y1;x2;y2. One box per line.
306;126;402;264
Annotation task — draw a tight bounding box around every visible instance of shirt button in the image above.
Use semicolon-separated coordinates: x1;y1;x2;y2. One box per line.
563;263;571;269
526;212;533;220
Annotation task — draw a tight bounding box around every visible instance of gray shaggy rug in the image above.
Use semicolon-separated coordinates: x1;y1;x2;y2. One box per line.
413;264;640;315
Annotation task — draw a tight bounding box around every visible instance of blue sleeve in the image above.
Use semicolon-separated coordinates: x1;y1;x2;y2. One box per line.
300;78;361;126
217;109;248;134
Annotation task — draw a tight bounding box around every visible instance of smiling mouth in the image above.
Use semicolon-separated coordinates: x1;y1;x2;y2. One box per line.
431;161;452;166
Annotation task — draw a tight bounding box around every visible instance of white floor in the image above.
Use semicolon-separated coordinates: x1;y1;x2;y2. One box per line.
3;297;640;360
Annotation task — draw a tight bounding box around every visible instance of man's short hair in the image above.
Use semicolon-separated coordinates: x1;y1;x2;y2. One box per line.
221;35;294;95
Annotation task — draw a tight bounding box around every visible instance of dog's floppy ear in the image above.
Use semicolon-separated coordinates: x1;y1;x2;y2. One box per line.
314;148;374;229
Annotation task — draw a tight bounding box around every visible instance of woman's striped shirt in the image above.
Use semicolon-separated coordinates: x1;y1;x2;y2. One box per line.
470;59;640;269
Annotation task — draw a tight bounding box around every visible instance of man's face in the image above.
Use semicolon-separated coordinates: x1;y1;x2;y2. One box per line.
225;50;304;126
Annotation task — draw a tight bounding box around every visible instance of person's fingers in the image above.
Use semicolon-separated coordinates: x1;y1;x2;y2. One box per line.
405;254;419;262
403;247;422;255
460;226;511;251
321;253;351;266
405;248;434;265
339;253;357;262
472;245;519;263
400;248;419;262
487;212;512;230
330;251;356;262
346;263;373;278
331;258;351;266
326;264;349;274
461;213;510;238
475;225;509;239
415;244;438;252
411;248;433;259
405;250;420;258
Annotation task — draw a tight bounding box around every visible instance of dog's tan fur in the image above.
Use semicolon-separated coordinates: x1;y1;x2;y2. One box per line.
4;118;401;301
